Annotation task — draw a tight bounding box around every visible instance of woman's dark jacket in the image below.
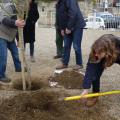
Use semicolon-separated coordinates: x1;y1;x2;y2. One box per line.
83;37;120;89
56;0;86;31
23;1;39;43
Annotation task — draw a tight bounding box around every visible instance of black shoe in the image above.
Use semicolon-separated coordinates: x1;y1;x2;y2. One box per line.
54;55;62;59
0;77;11;83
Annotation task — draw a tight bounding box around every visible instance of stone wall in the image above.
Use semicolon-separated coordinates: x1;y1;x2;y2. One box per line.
37;1;91;27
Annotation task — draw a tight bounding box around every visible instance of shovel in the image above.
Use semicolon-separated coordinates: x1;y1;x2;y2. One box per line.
64;90;120;101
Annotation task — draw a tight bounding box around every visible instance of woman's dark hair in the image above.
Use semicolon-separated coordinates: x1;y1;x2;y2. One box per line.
89;34;119;68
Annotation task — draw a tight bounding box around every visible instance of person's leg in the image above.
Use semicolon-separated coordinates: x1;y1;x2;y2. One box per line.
30;42;34;57
92;63;104;93
83;60;104;92
56;34;72;69
7;41;21;72
30;43;35;62
55;30;63;58
0;38;7;79
73;28;83;68
62;35;72;65
83;60;104;107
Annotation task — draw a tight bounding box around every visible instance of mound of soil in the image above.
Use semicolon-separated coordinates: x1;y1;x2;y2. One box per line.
0;90;116;120
50;70;84;89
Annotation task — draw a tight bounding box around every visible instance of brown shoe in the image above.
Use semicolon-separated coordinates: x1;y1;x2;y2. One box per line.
73;65;83;70
85;97;98;107
56;64;68;70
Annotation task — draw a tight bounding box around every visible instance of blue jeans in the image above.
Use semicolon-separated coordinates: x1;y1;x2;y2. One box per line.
0;38;21;79
62;28;83;65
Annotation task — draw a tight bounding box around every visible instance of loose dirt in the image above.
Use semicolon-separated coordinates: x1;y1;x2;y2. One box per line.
0;28;119;120
0;85;117;120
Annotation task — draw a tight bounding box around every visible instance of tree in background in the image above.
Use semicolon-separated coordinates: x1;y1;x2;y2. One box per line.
91;0;97;6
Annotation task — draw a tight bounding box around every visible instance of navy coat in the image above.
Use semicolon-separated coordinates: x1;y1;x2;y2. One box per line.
23;1;39;43
56;0;86;31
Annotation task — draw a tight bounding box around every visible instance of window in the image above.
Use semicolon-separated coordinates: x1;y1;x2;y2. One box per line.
96;18;101;22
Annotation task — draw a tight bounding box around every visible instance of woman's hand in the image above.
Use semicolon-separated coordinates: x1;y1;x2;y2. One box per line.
80;89;89;103
81;89;89;97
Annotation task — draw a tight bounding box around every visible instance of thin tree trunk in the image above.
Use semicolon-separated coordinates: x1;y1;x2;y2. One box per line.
17;27;26;90
16;0;31;90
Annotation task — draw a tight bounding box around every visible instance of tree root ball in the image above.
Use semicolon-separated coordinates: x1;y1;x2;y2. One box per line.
50;70;84;89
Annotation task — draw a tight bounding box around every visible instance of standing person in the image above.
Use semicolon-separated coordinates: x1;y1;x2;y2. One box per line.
23;0;39;62
0;2;25;82
54;29;63;59
81;34;120;107
54;7;63;59
56;0;86;70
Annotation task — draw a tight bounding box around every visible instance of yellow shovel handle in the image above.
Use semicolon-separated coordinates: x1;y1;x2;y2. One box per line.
64;90;120;101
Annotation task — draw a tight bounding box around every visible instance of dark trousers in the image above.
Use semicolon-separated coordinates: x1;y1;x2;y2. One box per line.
24;43;34;57
83;60;104;93
56;30;63;56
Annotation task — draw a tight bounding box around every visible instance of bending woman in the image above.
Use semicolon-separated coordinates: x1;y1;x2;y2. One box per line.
81;34;120;107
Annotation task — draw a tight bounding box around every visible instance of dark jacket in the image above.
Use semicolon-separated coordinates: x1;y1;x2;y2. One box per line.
23;1;39;43
83;37;120;89
56;0;86;31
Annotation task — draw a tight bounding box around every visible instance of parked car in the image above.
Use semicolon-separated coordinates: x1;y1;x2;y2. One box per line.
84;16;105;29
96;12;113;21
104;16;120;28
96;12;120;28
